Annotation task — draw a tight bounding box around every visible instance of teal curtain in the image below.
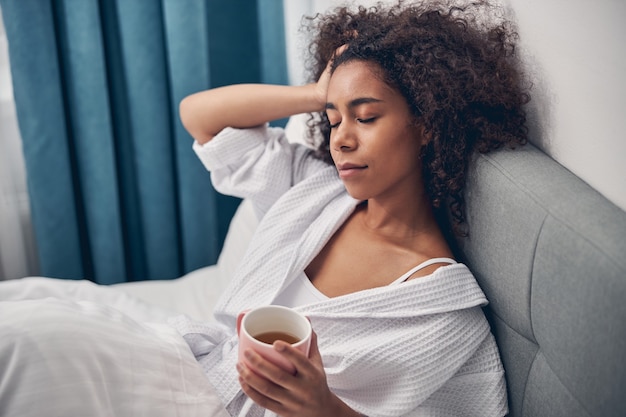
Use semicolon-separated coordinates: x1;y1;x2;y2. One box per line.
0;0;288;284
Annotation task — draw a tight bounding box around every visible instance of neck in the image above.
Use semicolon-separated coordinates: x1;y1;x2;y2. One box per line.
359;191;440;241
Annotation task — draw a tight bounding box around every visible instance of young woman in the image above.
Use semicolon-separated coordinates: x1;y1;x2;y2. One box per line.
173;1;529;416
0;1;529;416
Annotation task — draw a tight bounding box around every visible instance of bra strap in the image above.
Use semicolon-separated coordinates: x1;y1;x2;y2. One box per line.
390;257;457;285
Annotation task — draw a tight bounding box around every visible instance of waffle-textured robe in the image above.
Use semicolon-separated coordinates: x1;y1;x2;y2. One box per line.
169;125;508;417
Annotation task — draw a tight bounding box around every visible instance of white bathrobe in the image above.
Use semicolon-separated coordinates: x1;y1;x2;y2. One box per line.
169;125;508;417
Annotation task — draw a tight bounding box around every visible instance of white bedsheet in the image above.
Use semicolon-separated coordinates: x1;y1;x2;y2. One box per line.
0;200;259;417
0;296;230;417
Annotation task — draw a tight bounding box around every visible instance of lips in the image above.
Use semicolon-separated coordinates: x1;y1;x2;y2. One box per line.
336;162;368;179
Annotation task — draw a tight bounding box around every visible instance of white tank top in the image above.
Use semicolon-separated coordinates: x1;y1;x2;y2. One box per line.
273;257;456;308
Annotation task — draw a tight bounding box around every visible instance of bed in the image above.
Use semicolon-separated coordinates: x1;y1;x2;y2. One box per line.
3;125;625;416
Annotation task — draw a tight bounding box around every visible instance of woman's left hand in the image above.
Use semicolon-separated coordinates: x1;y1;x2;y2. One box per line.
237;331;359;417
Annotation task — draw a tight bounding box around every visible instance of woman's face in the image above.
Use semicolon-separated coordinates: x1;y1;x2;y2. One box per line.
325;60;426;202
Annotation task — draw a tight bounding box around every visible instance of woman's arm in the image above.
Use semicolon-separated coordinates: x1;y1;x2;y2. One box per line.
179;45;341;145
179;83;325;145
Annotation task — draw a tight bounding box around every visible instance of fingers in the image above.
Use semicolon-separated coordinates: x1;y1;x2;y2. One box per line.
237;349;299;413
237;334;334;416
308;330;323;364
238;377;281;411
334;44;348;58
239;348;297;391
237;338;324;402
316;44;348;104
275;331;323;373
237;358;286;413
324;45;347;74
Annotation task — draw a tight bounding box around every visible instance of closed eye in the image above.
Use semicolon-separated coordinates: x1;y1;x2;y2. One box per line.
357;117;376;124
329;121;341;129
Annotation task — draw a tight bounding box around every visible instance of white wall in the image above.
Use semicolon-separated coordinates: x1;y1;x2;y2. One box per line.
506;0;626;211
284;0;626;212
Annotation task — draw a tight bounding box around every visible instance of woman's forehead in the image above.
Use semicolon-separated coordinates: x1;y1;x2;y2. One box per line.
327;60;397;104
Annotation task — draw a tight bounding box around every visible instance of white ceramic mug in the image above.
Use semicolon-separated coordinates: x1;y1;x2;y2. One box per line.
237;305;312;374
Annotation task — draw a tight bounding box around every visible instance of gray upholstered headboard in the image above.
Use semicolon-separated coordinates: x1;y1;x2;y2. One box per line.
455;143;626;417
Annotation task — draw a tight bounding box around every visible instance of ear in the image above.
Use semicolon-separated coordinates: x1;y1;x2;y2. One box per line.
412;119;431;147
419;124;432;147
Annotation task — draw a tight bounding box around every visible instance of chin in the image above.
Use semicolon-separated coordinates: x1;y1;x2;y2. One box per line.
342;186;370;202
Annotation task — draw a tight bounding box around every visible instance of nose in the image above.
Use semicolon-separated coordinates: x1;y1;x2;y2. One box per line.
330;123;357;152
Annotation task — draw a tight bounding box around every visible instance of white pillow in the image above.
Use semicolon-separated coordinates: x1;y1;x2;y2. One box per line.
215;199;258;287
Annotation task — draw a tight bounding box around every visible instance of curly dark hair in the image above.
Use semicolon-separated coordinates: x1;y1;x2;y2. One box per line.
304;0;530;235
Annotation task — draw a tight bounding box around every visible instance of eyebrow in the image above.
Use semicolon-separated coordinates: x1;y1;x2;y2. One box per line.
325;97;383;110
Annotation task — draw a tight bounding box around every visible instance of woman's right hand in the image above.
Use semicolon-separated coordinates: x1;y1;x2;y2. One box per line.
313;45;347;108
